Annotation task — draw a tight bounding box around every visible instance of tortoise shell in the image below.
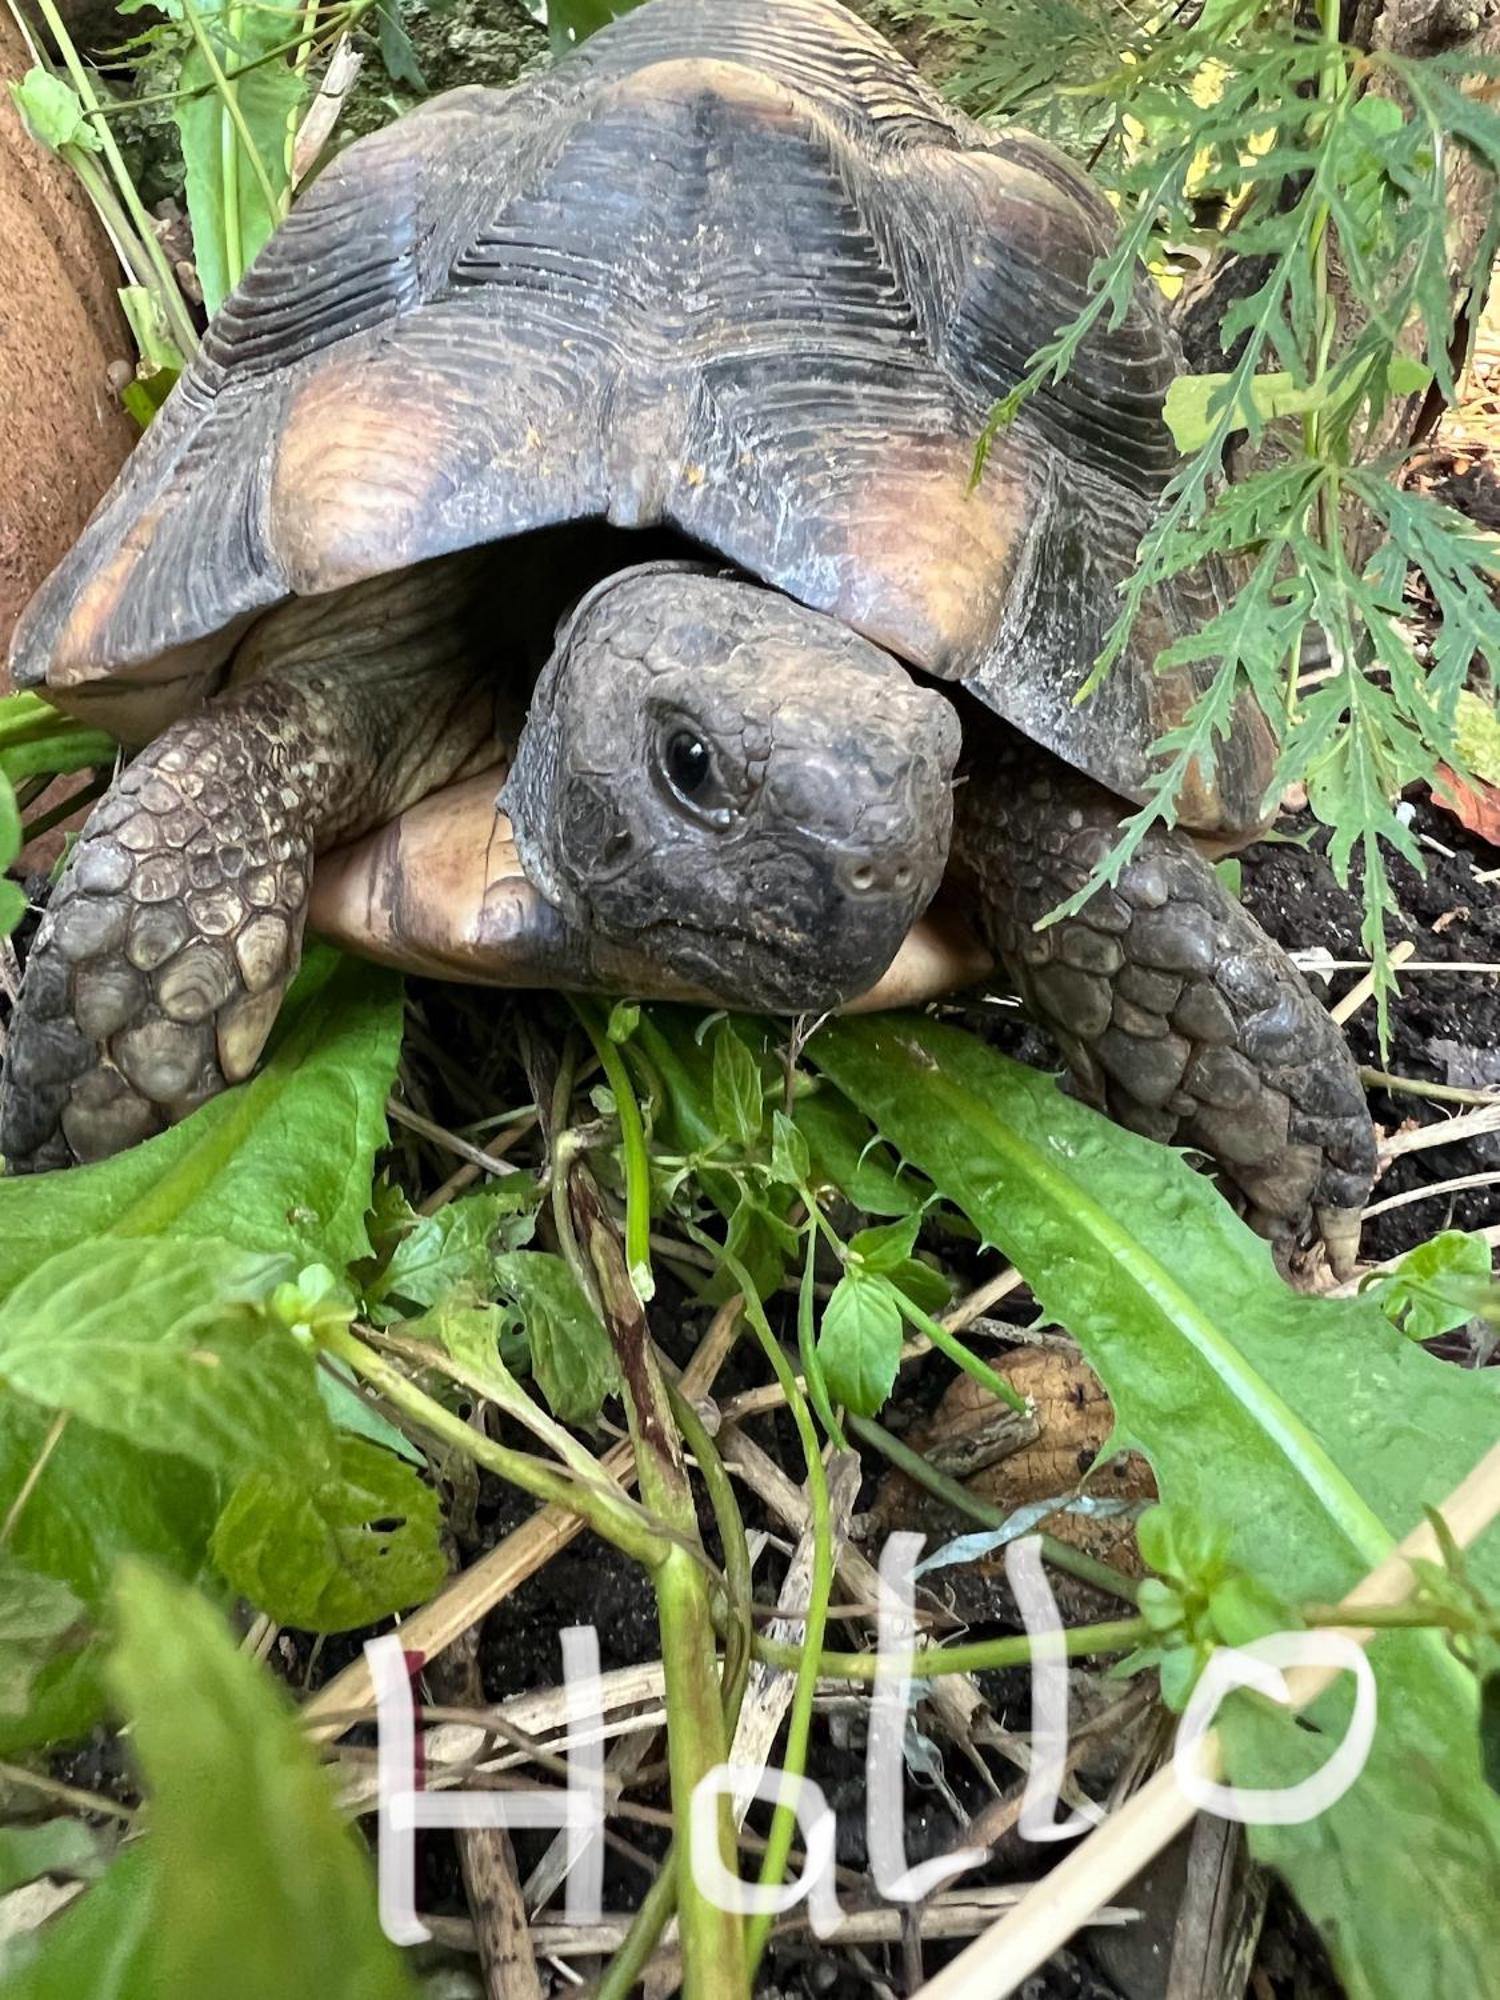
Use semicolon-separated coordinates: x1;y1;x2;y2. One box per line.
9;0;1273;836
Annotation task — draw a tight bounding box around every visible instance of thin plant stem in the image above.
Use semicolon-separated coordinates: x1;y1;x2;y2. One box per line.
572;999;654;1298
754;1616;1150;1683
318;1322;668;1569
724;1263;837;1971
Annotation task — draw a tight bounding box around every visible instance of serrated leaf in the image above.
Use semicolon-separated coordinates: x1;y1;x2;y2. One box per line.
711;1020;765;1150
769;1109;810;1189
812;1012;1500;1999
493;1250;618;1424
0;947;402;1293
364;1181;538;1319
818;1268;903;1417
211;1435;444;1630
106;1565;417;1999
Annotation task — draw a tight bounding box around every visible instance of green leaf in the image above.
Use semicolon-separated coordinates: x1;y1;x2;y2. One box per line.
374;0;425;88
175;8;305;314
364;1181;538;1318
0;1842;155;1997
210;1434;444;1631
0;1817;111;1897
8;69;100;153
493;1250;618;1424
0;947;402;1294
769;1109;810;1190
1454;687;1500;788
711;1020;765;1151
106;1565;418;2000
812;1012;1500;1997
0;1237;328;1480
0;1552;88;1722
0;690;115;791
1369;1229;1498;1341
0;1395;215;1754
794;1087;925;1215
818;1267;903;1417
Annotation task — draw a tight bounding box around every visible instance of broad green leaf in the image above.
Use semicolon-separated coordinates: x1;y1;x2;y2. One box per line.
0;1841;155;1997
812;1013;1500;1999
0;1818;111;1897
794;1086;925;1216
493;1250;618;1424
0;1397;214;1754
0;1238;328;1479
106;1565;417;2000
8;69;100;153
175;5;305;315
0;1553;87;1722
211;1434;444;1631
0;947;402;1294
818;1267;903;1417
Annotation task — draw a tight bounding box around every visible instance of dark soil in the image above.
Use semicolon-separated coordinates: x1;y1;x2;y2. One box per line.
1241;794;1500;1263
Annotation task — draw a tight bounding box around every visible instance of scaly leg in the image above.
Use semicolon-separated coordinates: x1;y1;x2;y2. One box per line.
954;730;1375;1275
2;656;498;1171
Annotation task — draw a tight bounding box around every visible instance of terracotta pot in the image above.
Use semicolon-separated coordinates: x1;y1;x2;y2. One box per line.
0;9;135;667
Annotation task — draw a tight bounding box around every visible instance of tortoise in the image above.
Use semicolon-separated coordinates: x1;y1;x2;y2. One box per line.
0;0;1375;1270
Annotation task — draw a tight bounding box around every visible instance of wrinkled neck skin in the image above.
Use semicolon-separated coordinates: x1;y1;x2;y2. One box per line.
500;565;961;1014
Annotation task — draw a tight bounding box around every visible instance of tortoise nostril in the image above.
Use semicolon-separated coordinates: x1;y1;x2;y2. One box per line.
849;862;877;892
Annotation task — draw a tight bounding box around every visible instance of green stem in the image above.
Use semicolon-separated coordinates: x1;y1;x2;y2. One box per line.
576;1178;748;1998
795;1217;845;1448
728;1268;836;1972
754;1616;1151;1683
318;1323;667;1568
894;1292;1029;1415
27;0;199;353
572;1000;654;1299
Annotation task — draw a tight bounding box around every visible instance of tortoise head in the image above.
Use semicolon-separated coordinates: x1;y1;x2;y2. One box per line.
499;567;961;1012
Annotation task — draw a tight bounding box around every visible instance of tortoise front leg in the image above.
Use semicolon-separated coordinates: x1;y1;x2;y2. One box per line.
2;661;498;1171
954;729;1376;1277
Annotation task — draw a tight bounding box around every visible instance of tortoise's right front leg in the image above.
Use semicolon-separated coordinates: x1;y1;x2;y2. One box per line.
2;662;498;1171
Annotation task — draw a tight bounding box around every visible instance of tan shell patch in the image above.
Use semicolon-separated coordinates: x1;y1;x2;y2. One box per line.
269;365;457;594
830;442;1024;675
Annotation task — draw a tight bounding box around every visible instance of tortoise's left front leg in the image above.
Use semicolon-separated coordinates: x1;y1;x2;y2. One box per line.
953;729;1376;1277
2;657;499;1172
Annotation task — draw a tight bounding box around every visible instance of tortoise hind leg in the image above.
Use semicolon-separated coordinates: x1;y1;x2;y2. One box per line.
2;660;498;1172
953;729;1375;1277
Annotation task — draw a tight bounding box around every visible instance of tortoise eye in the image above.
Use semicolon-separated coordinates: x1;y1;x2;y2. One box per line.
664;730;712;801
